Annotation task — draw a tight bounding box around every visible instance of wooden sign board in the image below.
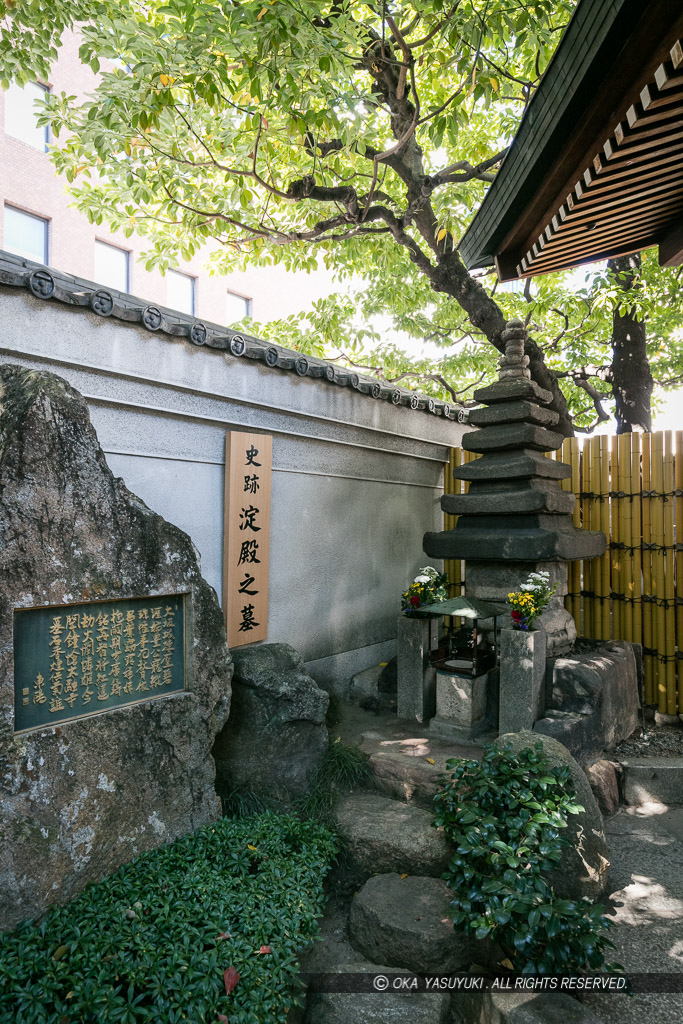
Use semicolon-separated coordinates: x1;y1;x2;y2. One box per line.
223;432;272;647
13;593;186;733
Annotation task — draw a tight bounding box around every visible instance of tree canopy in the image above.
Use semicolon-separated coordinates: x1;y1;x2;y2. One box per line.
2;0;681;432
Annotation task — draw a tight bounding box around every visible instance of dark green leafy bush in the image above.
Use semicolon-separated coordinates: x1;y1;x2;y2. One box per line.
0;812;336;1024
433;743;618;974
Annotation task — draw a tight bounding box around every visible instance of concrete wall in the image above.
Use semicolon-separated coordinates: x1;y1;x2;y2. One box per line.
0;254;466;693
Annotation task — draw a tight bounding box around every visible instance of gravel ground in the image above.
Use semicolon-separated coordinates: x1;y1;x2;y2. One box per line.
615;723;683;758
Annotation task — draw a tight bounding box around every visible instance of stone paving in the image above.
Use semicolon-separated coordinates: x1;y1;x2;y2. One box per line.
583;804;683;1024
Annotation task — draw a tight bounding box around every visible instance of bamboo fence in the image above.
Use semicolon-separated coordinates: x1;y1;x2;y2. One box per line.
445;431;683;714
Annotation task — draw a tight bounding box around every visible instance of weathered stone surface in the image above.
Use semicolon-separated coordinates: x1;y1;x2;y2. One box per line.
585;759;622;817
622;757;683;807
430;669;488;741
498;629;547;733
350;872;479;974
442;485;575;517
463;422;565;454
453;450;571;482
397;615;438;723
349;873;478;974
453;990;603;1024
465;561;576;658
536;640;640;757
0;365;232;931
334;792;452;878
213;642;328;803
351;664;384;702
495;731;609;901
424;518;606;563
368;751;443;809
468;400;559;429
303;964;451;1024
473;376;553;406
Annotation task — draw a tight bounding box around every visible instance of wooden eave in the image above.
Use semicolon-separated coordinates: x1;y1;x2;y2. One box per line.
458;0;683;280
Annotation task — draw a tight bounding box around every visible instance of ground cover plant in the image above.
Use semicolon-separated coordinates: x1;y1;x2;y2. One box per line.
433;743;619;974
0;812;337;1024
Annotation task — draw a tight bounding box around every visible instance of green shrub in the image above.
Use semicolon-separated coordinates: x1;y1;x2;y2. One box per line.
0;812;337;1024
433;743;618;974
295;740;370;823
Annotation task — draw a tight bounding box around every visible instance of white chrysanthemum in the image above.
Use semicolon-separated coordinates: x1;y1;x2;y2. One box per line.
414;574;431;584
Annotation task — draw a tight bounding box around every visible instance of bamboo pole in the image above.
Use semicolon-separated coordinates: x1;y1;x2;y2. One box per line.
651;432;666;712
599;435;611;641
619;432;634;642
676;432;683;715
641;433;655;705
583;439;594;638
610;434;622;640
569;437;582;632
590;435;602;639
631;433;643;648
663;431;677;714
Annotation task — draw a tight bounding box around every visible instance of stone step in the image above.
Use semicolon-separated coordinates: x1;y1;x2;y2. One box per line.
304;963;451;1024
453;990;604;1024
368;750;444;809
349;873;478;974
359;730;486;809
334;792;452;878
620;756;683;806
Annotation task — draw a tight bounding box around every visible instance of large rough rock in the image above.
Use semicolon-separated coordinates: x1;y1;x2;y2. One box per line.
495;731;609;901
334;792;452;878
536;639;640;757
0;366;232;931
213;642;328;804
349;873;478;973
585;759;622;817
304;964;451;1024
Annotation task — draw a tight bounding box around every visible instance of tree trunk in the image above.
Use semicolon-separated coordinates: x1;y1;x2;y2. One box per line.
435;250;575;436
607;253;653;433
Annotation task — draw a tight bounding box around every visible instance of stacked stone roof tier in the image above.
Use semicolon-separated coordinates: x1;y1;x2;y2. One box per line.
423;318;606;564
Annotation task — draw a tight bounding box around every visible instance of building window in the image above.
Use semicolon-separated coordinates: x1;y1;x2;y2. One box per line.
226;291;251;324
4;81;49;151
167;269;195;315
94;240;129;292
3;205;48;263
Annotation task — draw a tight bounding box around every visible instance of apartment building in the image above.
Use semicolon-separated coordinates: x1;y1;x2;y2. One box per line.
0;31;335;325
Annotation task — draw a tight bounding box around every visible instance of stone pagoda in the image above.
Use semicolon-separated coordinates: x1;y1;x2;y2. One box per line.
423;318;605;656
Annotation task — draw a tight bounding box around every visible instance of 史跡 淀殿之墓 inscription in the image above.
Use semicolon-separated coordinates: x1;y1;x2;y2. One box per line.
13;594;186;733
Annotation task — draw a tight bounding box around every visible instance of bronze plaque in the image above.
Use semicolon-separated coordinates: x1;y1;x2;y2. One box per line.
13;593;186;733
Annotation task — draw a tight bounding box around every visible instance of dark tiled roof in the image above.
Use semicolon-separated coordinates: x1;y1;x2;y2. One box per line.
0;251;467;422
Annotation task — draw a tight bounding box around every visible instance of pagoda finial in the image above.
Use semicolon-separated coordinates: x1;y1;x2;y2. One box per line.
499;317;531;380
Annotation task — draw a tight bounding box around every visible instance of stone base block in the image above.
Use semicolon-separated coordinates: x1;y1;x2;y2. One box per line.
499;628;546;734
430;715;488;743
429;669;488;740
